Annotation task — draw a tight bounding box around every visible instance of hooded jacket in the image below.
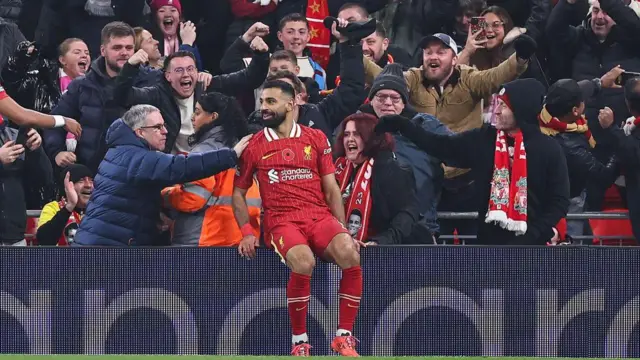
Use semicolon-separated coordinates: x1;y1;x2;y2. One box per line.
73;119;239;246
394;78;570;244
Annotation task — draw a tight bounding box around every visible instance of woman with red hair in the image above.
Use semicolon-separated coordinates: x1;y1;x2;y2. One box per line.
334;113;430;245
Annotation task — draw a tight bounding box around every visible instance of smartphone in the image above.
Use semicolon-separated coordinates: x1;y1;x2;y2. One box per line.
470;17;487;40
15;127;30;147
616;71;640;86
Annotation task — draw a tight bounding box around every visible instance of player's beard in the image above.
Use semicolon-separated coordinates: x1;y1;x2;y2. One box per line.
262;110;287;129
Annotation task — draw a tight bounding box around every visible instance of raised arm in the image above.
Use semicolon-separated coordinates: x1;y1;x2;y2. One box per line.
523;0;550;42
318;42;367;130
113;51;164;108
129;147;238;186
546;0;582;51
207;40;269;95
464;53;528;100
2;91;81;136
220;23;270;73
600;0;640;49
376;114;484;169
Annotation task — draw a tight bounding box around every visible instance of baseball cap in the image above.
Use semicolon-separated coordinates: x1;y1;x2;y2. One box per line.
544;79;592;117
419;33;459;55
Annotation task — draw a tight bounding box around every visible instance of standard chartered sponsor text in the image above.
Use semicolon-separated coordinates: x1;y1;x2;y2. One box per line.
280;168;314;181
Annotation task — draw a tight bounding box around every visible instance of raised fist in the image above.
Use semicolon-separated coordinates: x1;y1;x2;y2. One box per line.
128;49;149;66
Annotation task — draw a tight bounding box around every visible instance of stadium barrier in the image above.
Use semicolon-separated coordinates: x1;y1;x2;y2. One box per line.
0;246;638;357
23;211;636;243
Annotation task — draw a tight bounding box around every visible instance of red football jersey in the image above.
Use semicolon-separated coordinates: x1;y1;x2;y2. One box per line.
235;123;335;230
0;85;7;100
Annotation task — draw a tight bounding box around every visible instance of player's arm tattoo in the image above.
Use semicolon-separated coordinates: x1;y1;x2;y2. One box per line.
232;187;251;227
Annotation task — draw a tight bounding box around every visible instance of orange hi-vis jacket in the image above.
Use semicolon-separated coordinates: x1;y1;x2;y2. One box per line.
162;168;261;246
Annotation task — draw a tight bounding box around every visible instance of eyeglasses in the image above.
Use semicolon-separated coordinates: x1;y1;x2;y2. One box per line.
484;21;505;30
140;124;166;131
374;93;403;104
171;66;197;75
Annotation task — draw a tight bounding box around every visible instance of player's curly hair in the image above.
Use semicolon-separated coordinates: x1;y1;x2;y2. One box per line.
334;113;395;158
190;92;249;147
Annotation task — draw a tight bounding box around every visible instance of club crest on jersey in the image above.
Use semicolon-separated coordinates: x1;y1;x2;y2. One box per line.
282;148;295;162
303;145;312;160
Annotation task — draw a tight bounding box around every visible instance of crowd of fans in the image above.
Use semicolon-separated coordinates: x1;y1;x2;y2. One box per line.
0;0;639;247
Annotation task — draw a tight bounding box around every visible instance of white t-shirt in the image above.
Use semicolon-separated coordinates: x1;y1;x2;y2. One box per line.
296;56;315;79
173;95;195;154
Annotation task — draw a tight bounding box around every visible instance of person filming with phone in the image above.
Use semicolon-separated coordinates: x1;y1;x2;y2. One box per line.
0;120;53;246
457;7;548;88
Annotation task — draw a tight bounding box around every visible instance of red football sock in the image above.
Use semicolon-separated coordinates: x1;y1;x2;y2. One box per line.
337;266;363;333
287;272;311;338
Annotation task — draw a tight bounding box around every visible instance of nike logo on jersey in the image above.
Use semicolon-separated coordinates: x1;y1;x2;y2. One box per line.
296;305;307;311
262;151;277;160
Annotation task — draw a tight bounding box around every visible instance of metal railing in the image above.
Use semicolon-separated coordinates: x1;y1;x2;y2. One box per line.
23;210;635;245
436;211;630;220
435;211;635;245
25;210;631;219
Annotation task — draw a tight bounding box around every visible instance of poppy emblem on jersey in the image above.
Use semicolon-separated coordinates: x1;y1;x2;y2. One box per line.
303;145;312;160
282;148;295;162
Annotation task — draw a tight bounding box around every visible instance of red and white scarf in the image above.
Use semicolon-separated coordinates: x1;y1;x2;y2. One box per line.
485;130;528;235
335;157;374;242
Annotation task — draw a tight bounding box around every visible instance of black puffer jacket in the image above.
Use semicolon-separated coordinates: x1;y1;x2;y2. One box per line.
555;132;617;198
547;0;640;149
45;58;161;173
387;79;570;245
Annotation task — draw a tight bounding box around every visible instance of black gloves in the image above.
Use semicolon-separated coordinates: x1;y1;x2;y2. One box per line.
513;34;537;61
375;114;413;135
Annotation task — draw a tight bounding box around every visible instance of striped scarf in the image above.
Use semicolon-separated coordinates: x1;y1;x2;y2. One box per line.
538;106;596;148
